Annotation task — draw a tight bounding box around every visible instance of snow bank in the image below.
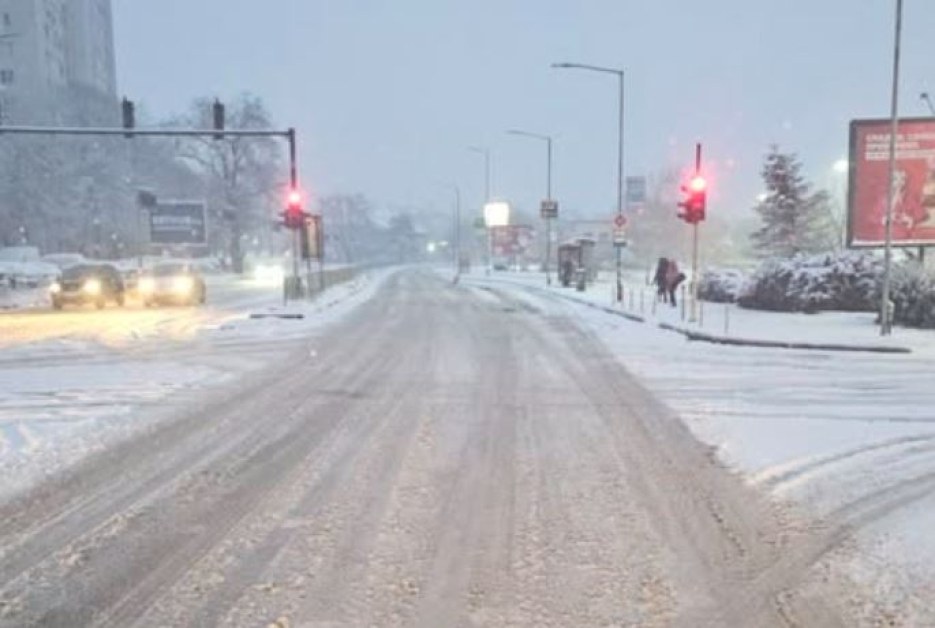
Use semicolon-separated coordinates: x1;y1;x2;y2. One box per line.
697;268;746;303
889;264;935;328
737;252;881;313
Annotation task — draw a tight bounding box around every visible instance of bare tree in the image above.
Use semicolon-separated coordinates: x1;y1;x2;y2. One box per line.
173;94;284;272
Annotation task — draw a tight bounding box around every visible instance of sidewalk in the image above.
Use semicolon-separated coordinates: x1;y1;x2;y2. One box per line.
468;270;924;355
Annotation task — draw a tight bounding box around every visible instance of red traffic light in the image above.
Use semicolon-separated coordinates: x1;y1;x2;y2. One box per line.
677;175;707;224
283;188;305;229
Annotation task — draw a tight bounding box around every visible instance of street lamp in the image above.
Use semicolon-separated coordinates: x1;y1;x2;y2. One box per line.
469;146;494;272
507;128;554;285
451;184;461;278
468;146;492;201
552;62;625;301
881;0;903;336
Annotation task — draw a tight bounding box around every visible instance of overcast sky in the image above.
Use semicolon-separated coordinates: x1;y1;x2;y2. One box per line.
113;1;935;220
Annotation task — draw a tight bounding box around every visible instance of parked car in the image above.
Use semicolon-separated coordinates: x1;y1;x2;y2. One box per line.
50;264;125;309
41;253;89;269
138;262;206;306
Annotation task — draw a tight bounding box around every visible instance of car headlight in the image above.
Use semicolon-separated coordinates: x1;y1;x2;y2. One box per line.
173;276;194;294
83;278;102;295
49;282;62;295
138;277;155;294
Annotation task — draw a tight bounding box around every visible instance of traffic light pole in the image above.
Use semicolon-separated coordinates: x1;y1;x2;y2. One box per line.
0;123;303;280
689;143;702;324
286;128;302;297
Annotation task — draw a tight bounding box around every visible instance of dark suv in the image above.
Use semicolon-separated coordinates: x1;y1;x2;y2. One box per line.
50;264;126;310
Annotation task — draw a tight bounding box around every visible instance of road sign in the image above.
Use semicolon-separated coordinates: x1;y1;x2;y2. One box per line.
626;176;646;211
149;201;207;244
612;213;628;247
540;199;559;219
301;215;322;260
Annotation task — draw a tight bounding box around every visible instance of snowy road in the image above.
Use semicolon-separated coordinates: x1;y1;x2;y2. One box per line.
0;269;858;627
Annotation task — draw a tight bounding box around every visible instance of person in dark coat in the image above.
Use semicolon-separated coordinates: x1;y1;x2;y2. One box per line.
665;259;686;307
653;257;669;303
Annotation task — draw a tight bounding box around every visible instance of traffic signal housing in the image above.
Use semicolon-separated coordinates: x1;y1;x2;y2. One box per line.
283;189;305;229
121;97;135;138
677;174;707;224
212;99;225;140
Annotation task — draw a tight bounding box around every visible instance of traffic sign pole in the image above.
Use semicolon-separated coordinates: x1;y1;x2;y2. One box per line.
689;143;702;323
540;199;558;286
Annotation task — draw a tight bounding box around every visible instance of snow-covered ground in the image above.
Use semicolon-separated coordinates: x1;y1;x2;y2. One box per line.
465;269;935;624
0;268;390;501
487;268;933;353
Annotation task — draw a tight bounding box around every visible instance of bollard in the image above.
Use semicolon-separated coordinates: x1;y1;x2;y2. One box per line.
699;299;704;327
724;303;730;336
640;289;645;315
628;289;635;311
680;285;687;321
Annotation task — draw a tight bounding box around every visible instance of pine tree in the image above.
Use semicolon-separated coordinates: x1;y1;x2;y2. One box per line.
751;146;837;257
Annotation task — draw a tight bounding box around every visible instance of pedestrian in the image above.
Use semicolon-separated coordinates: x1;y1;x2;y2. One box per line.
653;257;669;303
561;258;575;287
665;259;686;307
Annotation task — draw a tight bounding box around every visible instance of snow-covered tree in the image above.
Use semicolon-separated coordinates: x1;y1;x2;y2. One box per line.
751;146;838;258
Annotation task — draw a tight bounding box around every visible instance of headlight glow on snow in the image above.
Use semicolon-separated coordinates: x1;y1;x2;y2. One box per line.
253;264;284;284
173;276;194;294
83;278;102;295
49;282;62;294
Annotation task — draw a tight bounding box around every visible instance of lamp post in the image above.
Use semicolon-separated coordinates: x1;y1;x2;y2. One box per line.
468;146;493;273
507;129;554;285
452;185;461;277
552;62;625;300
468;146;491;201
881;0;903;336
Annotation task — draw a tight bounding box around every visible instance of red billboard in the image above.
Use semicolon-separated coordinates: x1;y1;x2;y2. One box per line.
848;117;935;247
490;225;535;257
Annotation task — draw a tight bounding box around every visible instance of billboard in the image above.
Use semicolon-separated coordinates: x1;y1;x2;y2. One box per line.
848;118;935;247
149;201;207;245
490;225;535;257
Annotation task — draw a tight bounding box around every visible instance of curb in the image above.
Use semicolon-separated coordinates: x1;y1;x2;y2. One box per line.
656;323;911;354
466;275;913;355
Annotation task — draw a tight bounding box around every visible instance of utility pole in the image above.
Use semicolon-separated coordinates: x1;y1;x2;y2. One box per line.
881;0;903;336
551;62;625;300
676;143;707;324
690;143;702;323
453;185;462;278
507;129;556;285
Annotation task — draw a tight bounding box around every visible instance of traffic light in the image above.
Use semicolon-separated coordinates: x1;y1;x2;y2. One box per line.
212;99;225;140
121;97;135;138
677;174;707;223
283;188;304;229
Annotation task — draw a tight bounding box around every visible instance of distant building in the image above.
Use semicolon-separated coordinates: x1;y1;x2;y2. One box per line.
0;0;116;123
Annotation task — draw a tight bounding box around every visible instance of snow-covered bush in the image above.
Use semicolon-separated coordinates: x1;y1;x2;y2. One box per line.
889;265;935;328
737;251;882;312
698;268;746;303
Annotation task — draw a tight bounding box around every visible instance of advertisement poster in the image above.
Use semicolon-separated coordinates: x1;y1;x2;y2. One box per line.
848;118;935;247
490;225;535;257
